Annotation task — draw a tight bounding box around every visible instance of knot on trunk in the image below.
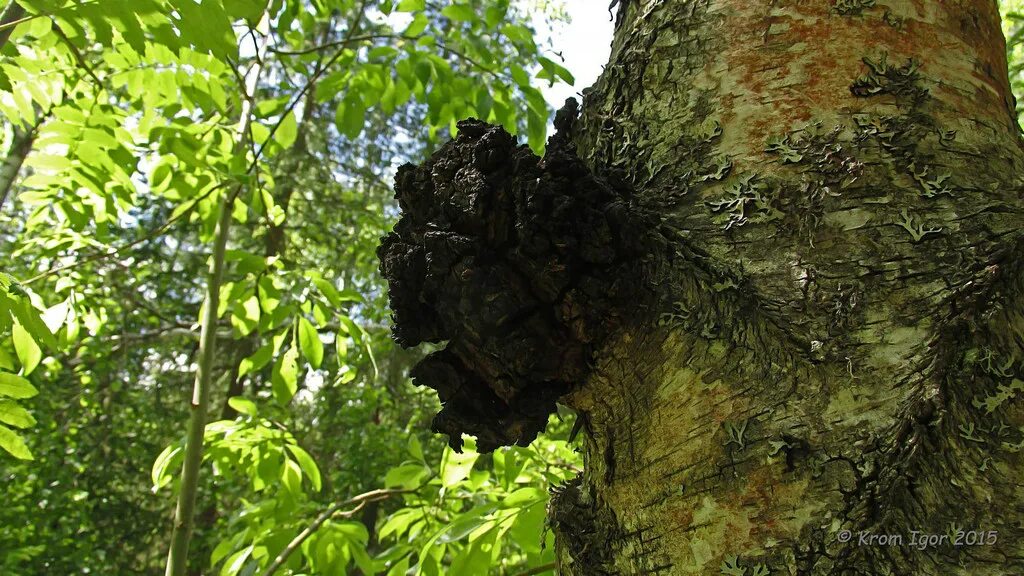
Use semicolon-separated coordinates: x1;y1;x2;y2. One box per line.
377;109;653;452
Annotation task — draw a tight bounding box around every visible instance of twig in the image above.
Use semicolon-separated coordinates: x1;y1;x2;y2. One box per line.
49;20;102;87
269;32;398;56
272;32;506;82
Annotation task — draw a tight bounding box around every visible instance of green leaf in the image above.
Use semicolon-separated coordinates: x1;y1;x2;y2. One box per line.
335;333;348;364
239;342;274;376
227;396;257;417
502;23;534;47
440;445;479;487
404;13;429;36
312;277;342;307
0;400;36;429
379;509;422;541
408;435;424;462
40;300;69;334
537;56;575;85
368;46;398;62
509;499;547;556
0;372;37;399
526;108;546;154
334;520;370;545
438;512;495;544
396;0;425;11
0;424;32;460
223;0;269;24
281;457;302;494
275;109;298;149
450;530;496;573
12;300;57;350
384;463;429;489
502;486;545;508
271;339;300;405
335;94;367;139
230;296;260;336
441;5;476;22
286;444;322;491
297;315;324;369
220;544;254;576
255;448;282;491
484;4;508;28
151;443;183;490
510;65;529;89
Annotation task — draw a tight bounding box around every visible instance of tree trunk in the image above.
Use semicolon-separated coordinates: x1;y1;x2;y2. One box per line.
0;123;34;214
378;1;1024;574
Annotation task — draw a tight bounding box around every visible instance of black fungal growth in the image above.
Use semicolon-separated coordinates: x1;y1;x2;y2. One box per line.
377;98;654;452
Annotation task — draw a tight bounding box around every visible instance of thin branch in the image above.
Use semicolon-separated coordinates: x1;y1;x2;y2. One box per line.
260;487;417;576
163;184;238;576
432;39;505;81
268;32;398;56
272;32;507;82
49;20;102;87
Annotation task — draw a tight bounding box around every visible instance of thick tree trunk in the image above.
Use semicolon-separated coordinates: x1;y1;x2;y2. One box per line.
378;1;1024;574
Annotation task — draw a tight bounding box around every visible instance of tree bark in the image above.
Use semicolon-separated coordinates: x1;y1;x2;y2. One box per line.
0;123;33;214
378;1;1024;574
0;1;26;51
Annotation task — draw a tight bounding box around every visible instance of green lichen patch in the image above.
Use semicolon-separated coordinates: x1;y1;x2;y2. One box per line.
909;162;954;199
765;124;864;186
706;174;783;230
882;10;905;29
655;121;734;205
720;554;772;576
850;54;929;107
895;208;943;242
723;418;750;450
833;0;875;16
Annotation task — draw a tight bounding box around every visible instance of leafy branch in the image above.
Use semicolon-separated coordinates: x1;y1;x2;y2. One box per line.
261;485;423;576
22;182;227;285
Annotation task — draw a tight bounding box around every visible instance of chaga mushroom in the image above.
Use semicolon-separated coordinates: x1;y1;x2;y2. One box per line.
377;99;655;452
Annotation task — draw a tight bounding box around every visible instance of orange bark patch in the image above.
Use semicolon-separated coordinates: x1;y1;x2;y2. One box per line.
709;0;1014;158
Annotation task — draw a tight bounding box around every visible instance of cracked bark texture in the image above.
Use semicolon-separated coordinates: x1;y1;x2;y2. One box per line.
379;0;1024;574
